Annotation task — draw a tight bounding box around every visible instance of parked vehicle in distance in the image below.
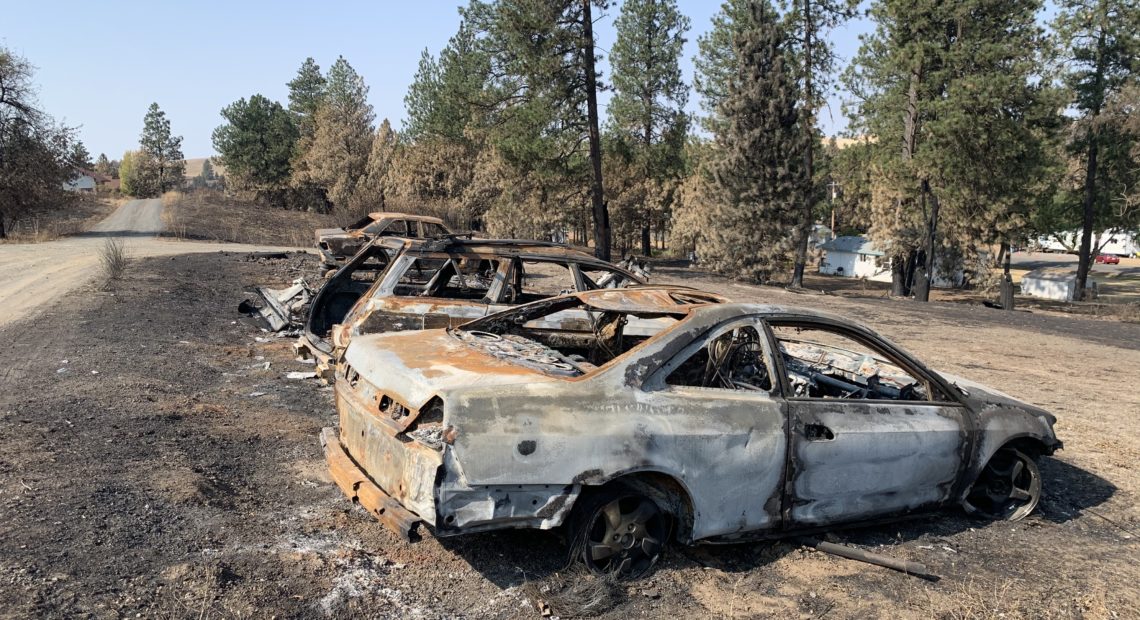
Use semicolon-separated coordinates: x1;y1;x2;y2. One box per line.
296;236;654;381
1095;254;1120;265
315;212;451;268
322;288;1062;578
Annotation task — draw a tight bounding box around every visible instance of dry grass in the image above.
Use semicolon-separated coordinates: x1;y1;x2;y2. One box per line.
162;190;335;247
1;195;118;243
98;237;128;283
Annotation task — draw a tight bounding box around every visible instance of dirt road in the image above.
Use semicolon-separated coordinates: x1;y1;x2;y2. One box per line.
0;198;305;328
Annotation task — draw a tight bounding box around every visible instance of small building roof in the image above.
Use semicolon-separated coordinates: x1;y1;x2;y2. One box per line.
817;235;883;256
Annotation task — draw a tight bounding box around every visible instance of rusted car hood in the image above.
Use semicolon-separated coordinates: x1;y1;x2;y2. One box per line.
342;330;559;409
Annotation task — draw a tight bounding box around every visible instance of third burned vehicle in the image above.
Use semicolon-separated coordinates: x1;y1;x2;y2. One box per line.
296;236;650;380
322;288;1062;578
315;212;451;268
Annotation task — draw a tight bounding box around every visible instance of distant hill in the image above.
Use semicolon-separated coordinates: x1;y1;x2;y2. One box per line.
183;157;226;178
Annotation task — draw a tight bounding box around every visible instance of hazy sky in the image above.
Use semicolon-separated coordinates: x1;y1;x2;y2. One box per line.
3;1;871;159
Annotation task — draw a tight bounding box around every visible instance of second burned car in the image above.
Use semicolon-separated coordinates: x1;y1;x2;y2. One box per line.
296;236;651;380
322;287;1062;578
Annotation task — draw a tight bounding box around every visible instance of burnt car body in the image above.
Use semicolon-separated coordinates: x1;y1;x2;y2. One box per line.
315;212;451;268
297;237;649;380
322;288;1062;577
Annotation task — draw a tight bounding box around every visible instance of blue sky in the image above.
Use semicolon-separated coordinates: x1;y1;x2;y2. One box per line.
2;1;871;159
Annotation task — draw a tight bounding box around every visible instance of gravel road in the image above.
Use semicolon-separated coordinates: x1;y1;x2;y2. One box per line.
0;198;305;328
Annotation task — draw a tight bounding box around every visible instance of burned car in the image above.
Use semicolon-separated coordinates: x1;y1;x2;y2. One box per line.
321;288;1061;578
315;212;451;268
296;237;649;380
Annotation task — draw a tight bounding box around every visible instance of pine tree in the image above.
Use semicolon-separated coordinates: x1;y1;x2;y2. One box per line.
702;1;810;282
287;58;326;140
94;153;115;178
404;21;489;144
297;56;375;211
70;140;92;169
212;94;298;196
200;159;214;181
353;119;399;213
693;0;761;133
845;0;1057;298
137;103;185;195
1053;0;1140;298
782;0;857;287
608;0;691;256
467;0;612;259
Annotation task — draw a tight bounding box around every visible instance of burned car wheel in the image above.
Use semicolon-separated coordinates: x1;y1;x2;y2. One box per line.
963;448;1041;521
572;487;670;580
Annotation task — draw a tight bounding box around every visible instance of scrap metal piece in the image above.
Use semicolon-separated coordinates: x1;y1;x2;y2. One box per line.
799;537;935;579
240;278;314;332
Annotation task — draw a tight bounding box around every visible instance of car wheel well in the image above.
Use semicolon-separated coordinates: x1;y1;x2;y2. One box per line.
999;437;1048;460
583;472;695;543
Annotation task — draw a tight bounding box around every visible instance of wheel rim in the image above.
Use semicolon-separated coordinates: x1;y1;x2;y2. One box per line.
583;496;668;578
964;449;1041;521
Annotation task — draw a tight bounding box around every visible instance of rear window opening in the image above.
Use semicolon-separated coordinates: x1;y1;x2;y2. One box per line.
453;297;682;377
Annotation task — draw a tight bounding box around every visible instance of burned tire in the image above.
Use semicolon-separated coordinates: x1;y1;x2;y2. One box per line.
569;485;671;580
963;448;1041;521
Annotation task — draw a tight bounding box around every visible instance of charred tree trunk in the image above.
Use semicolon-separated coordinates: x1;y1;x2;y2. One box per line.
582;0;610;261
915;179;939;302
790;0;815;289
890;255;907;296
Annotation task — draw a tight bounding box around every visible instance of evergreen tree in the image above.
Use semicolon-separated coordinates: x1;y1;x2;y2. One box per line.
702;1;810;281
200;159;214;182
782;0;857;287
297;56;375;211
608;0;691;256
287;57;326;140
845;0;1056;298
353;119;399;213
212;94;299;197
404;22;489;144
137;103;185;195
466;0;612;260
1053;0;1140;297
94;153;115;178
70;140;92;169
693;0;761;133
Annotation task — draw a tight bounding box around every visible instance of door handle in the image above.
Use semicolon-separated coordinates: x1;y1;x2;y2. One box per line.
804;423;835;441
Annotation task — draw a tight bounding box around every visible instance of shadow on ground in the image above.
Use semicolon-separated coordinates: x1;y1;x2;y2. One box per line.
441;455;1115;587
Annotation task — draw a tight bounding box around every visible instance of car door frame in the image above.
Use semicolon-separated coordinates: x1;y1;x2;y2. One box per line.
759;315;978;529
638;314;792;539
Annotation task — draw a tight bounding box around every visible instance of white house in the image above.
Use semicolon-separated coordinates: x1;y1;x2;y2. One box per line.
818;235;971;287
818;236;892;282
1020;267;1098;302
63;170;97;192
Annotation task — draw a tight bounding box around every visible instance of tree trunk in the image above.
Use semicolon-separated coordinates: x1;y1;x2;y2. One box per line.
890;255;907;296
1075;136;1098;300
999;241;1015;310
581;0;610;261
915;179;939;302
790;0;815;289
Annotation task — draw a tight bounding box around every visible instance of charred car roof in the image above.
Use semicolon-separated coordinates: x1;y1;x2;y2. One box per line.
366;212;446;224
374;237;648;276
